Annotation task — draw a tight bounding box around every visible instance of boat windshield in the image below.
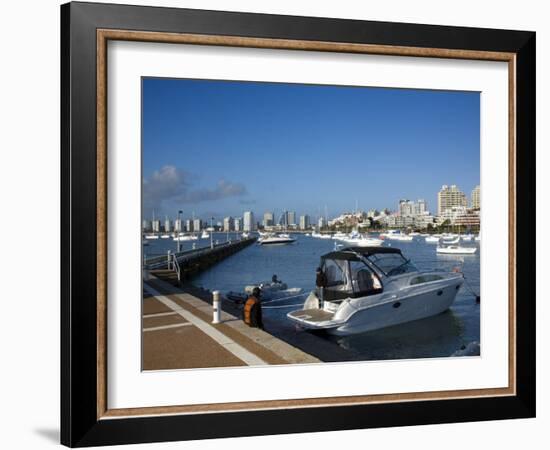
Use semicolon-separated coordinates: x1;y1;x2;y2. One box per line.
366;252;418;276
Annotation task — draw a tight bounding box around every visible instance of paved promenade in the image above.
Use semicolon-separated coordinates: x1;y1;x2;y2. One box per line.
142;276;320;370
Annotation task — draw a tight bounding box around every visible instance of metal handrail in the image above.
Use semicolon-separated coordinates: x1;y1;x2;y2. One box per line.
171;252;181;282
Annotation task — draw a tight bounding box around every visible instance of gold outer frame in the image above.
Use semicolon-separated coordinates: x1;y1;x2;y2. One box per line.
96;29;516;420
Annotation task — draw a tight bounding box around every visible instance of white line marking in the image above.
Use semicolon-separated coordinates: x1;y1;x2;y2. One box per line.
143;283;267;366
143;311;179;319
143;322;192;332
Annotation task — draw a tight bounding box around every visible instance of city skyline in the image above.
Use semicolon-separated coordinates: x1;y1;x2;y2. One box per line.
142;78;480;221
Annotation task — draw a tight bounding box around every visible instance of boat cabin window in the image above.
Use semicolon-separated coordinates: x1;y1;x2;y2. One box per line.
349;261;383;297
410;274;443;285
322;259;347;288
367;253;417;277
320;258;383;301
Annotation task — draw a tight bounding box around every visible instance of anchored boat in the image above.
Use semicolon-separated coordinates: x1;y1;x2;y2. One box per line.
436;244;477;254
287;246;464;335
258;233;296;245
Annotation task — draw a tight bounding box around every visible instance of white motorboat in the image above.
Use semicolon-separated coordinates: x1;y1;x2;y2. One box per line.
436;244;477;254
388;233;413;241
201;231;210;239
339;232;384;247
144;234;159;240
461;234;474;241
425;235;441;243
312;232;332;239
226;277;302;303
160;234;170;239
241;232;250;238
287;246;464;335
258;233;296;245
441;236;460;245
381;230;413;241
173;234;198;242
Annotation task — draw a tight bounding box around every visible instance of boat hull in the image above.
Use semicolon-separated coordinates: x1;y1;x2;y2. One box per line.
330;282;461;335
288;278;463;335
259;238;295;245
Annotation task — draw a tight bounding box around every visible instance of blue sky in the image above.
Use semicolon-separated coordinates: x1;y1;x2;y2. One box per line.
142;78;479;222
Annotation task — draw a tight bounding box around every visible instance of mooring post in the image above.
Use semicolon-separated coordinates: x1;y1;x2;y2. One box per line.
212;290;221;324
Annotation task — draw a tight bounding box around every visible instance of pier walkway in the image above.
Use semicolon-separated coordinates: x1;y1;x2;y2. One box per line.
145;237;256;284
143;275;320;370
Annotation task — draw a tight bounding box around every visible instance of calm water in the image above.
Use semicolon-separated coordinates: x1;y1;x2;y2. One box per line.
144;233;480;360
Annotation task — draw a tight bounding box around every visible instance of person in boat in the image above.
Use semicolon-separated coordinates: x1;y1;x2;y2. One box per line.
243;287;264;329
272;274;281;284
315;267;327;289
315;266;327;306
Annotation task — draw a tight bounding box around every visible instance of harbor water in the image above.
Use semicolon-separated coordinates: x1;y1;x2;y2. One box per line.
144;233;480;361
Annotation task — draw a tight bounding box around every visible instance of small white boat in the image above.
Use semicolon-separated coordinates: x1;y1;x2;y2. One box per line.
381;230;413;241
258;233;296;245
160;234;170;239
287;246;464;335
226;277;302;303
338;231;384;247
201;231;210;239
173;234;198;242
312;232;332;239
461;234;474;241
144;234;159;240
441;236;460;245
436;245;477;254
345;237;384;247
241;232;249;238
425;235;440;243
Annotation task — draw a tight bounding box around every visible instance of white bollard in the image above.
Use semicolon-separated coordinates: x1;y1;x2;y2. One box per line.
212;291;221;324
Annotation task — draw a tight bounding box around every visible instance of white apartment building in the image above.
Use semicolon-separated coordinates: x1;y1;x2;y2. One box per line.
438;184;467;215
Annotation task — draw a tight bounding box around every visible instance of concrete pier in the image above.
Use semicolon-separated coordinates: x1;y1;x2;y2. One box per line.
146;237;256;285
142;275;320;370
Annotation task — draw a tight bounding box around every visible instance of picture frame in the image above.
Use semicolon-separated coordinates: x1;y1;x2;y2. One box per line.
61;1;536;447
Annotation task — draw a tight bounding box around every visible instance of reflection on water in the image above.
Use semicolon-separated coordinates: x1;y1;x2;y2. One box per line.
145;233;480;360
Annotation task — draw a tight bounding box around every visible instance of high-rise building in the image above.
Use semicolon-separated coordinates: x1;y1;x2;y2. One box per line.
243;211;255;232
278;211;287;227
299;215;310;230
142;220;150;232
398;199;414;217
223;217;233;232
318;217;325;229
151;219;161;233
173;219;183;233
438;185;467;215
288;211;296;226
164;218;171;233
415;199;427;216
234;217;242;232
185;219;193;232
471;185;480;210
193;218;202;231
263;212;274;227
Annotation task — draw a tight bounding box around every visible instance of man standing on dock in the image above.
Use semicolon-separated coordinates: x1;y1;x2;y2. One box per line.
243;287;264;330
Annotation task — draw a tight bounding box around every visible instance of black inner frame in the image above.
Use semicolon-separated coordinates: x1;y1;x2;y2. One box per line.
61;2;536;447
